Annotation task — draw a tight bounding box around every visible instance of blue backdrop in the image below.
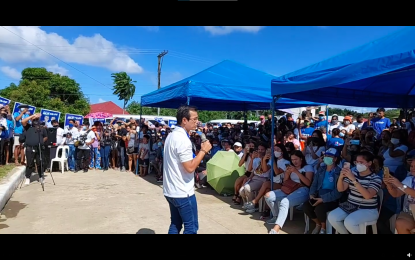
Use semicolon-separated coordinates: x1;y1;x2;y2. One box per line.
13;102;36;117
40;109;61;126
64;114;83;127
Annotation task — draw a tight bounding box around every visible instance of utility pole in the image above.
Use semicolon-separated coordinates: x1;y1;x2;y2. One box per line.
157;50;168;116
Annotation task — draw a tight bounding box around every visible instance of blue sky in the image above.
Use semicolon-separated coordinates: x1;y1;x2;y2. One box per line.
0;26;407;113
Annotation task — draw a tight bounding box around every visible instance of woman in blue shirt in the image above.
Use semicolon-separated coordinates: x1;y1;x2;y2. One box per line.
303;148;343;234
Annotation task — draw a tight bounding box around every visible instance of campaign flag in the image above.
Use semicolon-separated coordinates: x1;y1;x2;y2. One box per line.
155;117;166;125
40;109;61;127
12;102;36;118
0;96;11;107
65;114;83;128
89;118;106;126
168;120;177;127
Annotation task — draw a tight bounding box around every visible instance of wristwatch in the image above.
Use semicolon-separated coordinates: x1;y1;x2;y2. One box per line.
399;185;408;193
352;180;358;185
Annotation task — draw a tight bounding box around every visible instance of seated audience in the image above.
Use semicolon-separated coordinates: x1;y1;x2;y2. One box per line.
233;141;255;205
327;151;382;234
383;159;415;234
303;148;343;234
245;143;290;213
265;150;314;234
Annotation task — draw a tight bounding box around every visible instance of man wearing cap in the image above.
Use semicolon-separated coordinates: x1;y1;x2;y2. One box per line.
314;111;327;130
233;142;243;159
340;116;356;136
259;115;266;126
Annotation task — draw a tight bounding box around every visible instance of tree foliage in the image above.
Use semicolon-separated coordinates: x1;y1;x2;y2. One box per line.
111;72;136;112
126;101;262;122
0;67;90;123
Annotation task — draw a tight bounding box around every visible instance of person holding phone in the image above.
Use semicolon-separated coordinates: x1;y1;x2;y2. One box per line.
383;130;408;173
239;143;271;208
245;143;290;214
327;151;382;234
266;151;314;234
303;148;343;234
233;141;255;205
383;159;415;234
303;130;326;172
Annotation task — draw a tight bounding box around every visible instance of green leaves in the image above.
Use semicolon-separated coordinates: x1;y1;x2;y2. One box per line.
111;72;136;110
0;67;90;123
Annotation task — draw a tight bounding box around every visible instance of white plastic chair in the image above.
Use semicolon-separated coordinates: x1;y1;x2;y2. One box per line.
305;211;333;234
359;189;384;234
50;145;69;174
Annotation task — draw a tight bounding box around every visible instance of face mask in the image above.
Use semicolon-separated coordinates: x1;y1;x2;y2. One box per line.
323;157;334;165
249;126;253;130
213;144;218;147
319;116;324;120
304;122;309;127
356;163;367;172
1;114;6;118
331;120;338;124
274;151;281;158
25;112;30;115
344;121;350;126
53;125;59;128
390;138;400;145
20;108;25;112
82;126;87;131
68;123;73;128
339;132;345;137
157;142;162;147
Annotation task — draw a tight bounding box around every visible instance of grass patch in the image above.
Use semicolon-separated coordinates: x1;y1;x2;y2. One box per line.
0;165;16;180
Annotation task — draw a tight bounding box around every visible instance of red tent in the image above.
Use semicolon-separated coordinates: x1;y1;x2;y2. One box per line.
90;101;129;115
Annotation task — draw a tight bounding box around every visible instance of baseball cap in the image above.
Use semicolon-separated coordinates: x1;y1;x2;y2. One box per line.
319;111;325;115
260;115;265;119
234;142;242;147
344;116;352;121
325;148;337;157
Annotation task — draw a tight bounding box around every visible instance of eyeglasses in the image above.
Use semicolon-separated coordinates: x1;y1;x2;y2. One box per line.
189;117;199;122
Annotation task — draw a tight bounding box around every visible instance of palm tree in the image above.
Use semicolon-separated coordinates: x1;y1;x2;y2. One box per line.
111;72;136;114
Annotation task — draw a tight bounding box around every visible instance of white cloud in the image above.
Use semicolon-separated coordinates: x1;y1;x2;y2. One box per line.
46;64;69;76
138;26;159;32
203;26;265;36
98;98;106;103
0;66;21;80
0;26;143;74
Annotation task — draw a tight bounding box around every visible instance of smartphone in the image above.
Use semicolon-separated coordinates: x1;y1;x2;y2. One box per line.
249;148;255;153
309;199;317;206
285;164;291;168
350;140;360;145
343;162;350;169
266;148;271;154
383;166;391;178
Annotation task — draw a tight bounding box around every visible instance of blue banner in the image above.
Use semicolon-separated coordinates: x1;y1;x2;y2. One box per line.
168;120;177;127
40;109;61;127
89;118;106;126
12;102;36;117
0;96;11;106
64;114;83;127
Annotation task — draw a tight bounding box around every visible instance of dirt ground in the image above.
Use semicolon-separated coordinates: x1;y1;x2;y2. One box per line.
0;169;307;234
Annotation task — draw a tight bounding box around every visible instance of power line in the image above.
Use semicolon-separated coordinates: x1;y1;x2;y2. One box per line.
0;26;114;92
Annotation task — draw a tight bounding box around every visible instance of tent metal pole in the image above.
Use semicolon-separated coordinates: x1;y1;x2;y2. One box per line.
136;103;143;176
326;105;329;132
269;96;279;218
187;97;190;106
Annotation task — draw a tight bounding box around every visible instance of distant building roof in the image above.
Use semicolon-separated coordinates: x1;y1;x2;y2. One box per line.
90;101;129;115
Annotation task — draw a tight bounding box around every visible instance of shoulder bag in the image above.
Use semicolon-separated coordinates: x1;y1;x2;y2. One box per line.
281;179;302;195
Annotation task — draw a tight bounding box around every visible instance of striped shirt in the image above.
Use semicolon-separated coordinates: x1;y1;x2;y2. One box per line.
344;169;382;209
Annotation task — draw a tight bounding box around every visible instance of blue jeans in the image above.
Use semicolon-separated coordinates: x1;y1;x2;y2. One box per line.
265;187;309;228
100;145;111;169
165;195;198;234
327;207;379;234
67;144;76;170
118;147;125;167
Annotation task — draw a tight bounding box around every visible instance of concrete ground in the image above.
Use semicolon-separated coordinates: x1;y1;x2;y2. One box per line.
0;169;307;234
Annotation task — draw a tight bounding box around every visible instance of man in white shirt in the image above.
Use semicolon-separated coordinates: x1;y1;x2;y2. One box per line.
64;120;79;171
163;105;212;234
75;122;96;173
51;120;65;146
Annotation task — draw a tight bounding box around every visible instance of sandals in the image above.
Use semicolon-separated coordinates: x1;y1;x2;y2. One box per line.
234;196;242;205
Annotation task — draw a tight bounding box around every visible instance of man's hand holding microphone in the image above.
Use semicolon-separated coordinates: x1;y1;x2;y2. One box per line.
200;136;212;155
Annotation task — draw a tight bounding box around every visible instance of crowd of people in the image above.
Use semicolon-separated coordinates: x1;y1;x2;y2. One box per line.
187;109;415;234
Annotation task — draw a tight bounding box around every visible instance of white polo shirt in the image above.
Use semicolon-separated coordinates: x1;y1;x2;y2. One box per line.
163;126;195;198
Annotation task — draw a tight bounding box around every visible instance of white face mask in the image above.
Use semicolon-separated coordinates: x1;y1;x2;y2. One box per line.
390;138;400;145
213;144;218;147
356;163;367;172
274;151;281;158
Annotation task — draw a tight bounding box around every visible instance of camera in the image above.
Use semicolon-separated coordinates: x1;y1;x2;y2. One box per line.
75;134;88;147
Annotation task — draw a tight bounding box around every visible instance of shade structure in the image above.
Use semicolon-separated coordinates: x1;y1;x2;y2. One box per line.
271;26;415;108
207;151;245;195
84;112;112;119
141;60;325;111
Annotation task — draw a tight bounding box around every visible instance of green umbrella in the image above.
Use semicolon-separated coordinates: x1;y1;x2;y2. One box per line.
207;151;245;195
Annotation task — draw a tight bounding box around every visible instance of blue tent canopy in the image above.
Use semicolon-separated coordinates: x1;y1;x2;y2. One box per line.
271;26;415;108
141;60;325;111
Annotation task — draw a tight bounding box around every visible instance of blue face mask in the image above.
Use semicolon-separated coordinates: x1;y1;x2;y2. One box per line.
319;116;324;120
82;126;87;131
68;123;74;128
158;142;162;147
339;132;345;137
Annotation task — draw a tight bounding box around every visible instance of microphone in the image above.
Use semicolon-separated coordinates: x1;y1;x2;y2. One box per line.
200;132;208;143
